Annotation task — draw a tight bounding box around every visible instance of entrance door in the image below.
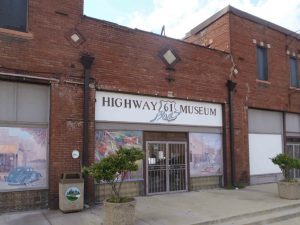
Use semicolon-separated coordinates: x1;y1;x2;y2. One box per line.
146;142;187;195
287;143;300;178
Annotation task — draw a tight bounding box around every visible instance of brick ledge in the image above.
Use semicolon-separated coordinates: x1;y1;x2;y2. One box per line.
0;28;33;39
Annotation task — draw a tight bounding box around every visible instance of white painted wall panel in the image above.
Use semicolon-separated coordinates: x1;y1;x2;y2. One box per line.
249;134;282;175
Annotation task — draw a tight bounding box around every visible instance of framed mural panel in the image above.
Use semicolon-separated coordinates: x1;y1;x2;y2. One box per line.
189;133;223;177
0;127;48;191
95;130;143;180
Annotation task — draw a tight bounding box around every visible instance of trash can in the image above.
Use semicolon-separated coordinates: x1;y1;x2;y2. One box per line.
59;172;84;212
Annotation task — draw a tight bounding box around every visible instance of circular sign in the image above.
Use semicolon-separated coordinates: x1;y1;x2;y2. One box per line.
65;187;81;202
72;150;80;159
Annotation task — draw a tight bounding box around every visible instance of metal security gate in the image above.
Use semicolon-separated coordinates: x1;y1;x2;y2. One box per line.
146;141;187;195
287;143;300;178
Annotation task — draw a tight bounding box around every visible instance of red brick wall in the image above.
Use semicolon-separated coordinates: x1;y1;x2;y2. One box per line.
0;190;48;212
184;14;231;52
79;17;230;102
229;13;300;183
0;0;88;209
229;13;300;111
185;11;300;184
0;0;232;209
187;13;300;182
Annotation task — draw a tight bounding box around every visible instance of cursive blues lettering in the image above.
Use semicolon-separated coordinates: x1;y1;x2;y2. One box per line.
150;111;180;122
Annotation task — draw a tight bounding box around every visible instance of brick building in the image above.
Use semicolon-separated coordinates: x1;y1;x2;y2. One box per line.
0;1;299;211
185;6;300;185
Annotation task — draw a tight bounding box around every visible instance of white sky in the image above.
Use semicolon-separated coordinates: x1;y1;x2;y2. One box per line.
84;0;300;39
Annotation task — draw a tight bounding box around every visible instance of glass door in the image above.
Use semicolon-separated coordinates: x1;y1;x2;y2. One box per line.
286;143;300;178
146;142;187;195
169;143;187;192
147;142;167;194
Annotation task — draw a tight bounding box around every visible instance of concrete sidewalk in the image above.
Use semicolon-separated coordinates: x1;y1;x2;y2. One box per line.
1;183;300;225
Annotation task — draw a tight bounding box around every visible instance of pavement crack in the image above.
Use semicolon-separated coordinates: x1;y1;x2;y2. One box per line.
41;210;53;225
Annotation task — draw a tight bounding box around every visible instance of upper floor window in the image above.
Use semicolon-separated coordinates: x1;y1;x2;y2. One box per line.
256;46;268;81
0;0;28;32
290;57;299;88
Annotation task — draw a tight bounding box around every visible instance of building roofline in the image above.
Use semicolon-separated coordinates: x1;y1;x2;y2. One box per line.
82;15;229;55
184;5;300;40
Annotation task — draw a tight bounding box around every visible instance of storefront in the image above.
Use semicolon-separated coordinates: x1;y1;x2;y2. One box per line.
248;109;300;184
0;81;49;206
94;91;224;200
285;113;300;179
248;109;283;184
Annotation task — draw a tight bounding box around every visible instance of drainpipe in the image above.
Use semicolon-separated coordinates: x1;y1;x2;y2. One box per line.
81;53;94;167
80;53;94;203
227;80;237;187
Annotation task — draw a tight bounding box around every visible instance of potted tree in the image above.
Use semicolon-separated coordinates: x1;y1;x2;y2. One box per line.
84;147;143;225
271;153;300;200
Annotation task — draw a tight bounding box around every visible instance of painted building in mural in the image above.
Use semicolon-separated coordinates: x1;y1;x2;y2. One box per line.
0;0;299;211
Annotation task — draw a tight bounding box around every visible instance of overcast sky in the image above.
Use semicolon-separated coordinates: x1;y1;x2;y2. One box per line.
84;0;300;39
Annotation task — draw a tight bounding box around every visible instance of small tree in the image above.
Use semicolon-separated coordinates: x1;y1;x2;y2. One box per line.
84;147;143;203
271;153;300;182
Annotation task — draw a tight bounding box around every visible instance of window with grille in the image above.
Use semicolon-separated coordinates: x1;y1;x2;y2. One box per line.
286;144;300;179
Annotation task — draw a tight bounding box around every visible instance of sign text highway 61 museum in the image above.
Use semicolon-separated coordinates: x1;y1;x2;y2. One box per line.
96;92;222;127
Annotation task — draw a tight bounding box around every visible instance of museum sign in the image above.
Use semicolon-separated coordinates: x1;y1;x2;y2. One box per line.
95;91;222;127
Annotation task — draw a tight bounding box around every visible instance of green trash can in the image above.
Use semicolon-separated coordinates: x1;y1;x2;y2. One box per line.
59;172;84;212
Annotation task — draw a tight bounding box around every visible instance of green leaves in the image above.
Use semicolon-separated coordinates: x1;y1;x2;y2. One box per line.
84;155;119;183
271;153;300;182
83;147;144;202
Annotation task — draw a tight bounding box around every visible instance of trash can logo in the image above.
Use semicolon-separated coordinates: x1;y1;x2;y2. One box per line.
65;187;81;202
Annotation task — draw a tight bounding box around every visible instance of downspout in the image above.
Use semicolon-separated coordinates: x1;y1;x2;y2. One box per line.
81;53;94;167
80;53;95;203
227;79;236;187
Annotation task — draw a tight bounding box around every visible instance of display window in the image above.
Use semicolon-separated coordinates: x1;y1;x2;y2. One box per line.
95;130;143;181
189;133;223;177
0;127;48;191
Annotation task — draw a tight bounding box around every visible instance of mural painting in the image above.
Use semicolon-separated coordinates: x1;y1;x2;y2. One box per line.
189;133;222;177
0;127;48;190
95;130;143;180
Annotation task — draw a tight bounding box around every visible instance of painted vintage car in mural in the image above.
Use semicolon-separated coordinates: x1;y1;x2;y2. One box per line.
0;127;48;190
4;167;42;185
